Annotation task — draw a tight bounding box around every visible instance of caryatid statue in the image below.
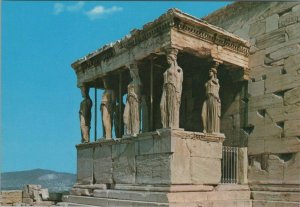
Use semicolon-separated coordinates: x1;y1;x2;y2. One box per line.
201;62;221;133
123;63;142;136
160;48;183;128
100;78;115;139
79;86;92;143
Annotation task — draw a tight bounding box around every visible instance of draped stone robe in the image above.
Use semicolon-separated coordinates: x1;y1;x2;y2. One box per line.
124;82;141;135
202;78;221;133
79;97;92;143
160;65;183;128
101;89;115;139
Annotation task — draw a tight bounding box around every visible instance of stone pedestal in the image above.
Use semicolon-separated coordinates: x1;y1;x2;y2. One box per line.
64;129;251;206
75;129;225;186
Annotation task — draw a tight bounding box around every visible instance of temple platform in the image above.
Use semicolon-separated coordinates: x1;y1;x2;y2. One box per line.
62;129;252;206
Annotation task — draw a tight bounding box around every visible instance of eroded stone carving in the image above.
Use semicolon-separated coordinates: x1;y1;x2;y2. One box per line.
123;63;141;136
79;86;92;143
160;48;183;128
202;63;221;133
101;78;115;139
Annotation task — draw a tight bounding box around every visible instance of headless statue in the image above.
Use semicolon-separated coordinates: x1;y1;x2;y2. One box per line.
202;66;221;133
79;86;92;143
160;49;183;128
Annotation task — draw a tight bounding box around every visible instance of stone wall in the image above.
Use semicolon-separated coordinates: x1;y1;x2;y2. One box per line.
205;2;300;206
74;129;224;191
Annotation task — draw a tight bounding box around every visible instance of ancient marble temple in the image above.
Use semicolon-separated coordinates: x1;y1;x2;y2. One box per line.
65;8;253;207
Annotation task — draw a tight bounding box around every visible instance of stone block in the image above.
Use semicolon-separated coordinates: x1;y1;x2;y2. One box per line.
265;37;300;55
190;157;221;184
284;54;300;74
249;123;282;140
40;189;49;201
207;191;250;201
185;139;222;159
94;190;168;203
249;93;283;111
22;197;33;204
167;192;208;203
138;137;154;155
77;147;93;185
285;120;300;137
153;134;172;154
265;137;300;154
279;11;300;27
266;14;279;33
248;139;264;155
284;87;300;105
269;44;300;61
136;153;171;185
284;152;300;184
94;145;113;184
249;20;266;38
248;154;284;184
32;201;55;206
248;80;265;96
256;28;286;50
249;49;265;68
71;188;92;196
265;74;300;94
112;143;136;184
286;23;300;40
211;200;252;207
171;138;191;184
292;4;300;12
285;104;300;120
252;200;300;207
252;191;300;202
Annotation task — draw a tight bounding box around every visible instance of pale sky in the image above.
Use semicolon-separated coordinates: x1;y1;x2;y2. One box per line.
2;1;230;173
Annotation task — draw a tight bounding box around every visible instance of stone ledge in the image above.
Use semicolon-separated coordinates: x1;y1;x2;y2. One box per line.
114;184;214;192
76;129;226;150
215;184;250;191
250;184;300;192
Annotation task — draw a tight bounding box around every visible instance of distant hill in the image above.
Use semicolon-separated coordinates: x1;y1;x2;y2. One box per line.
1;169;76;192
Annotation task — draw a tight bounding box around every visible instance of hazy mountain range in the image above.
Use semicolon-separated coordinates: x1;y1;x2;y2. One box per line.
1;169;76;192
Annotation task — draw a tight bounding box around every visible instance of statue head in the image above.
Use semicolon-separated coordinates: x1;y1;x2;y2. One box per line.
209;68;217;79
129;63;140;82
80;86;89;98
166;48;178;65
103;77;110;89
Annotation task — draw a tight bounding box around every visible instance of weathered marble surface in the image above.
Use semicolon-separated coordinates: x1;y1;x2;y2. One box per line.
75;129;225;189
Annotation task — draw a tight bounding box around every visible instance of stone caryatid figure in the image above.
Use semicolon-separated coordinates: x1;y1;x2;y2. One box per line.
79;86;92;143
101;78;115;139
123;63;141;136
202;63;221;133
160;48;183;128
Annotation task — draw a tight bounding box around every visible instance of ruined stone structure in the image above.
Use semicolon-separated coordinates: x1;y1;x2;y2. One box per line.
204;2;300;207
64;2;300;207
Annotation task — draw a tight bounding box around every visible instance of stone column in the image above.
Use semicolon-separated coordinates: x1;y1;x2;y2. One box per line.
123;63;142;136
79;85;92;143
100;78;115;139
201;61;221;133
160;48;183;128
